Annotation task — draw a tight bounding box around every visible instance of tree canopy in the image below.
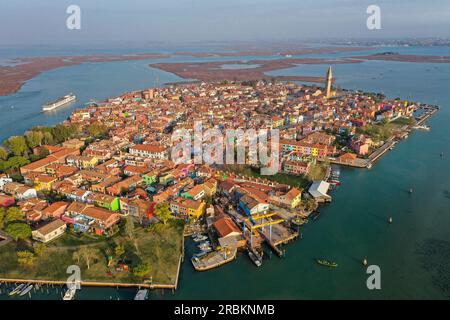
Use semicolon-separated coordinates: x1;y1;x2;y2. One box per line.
4;136;28;156
155;203;172;225
6;222;32;241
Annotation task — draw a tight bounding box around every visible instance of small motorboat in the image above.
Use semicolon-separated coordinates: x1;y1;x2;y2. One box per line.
316;259;338;268
193;250;211;258
193;235;208;242
134;289;148;300
63;287;77;301
9;283;26;296
248;250;263;267
198;245;212;252
19;284;34;296
329;179;341;186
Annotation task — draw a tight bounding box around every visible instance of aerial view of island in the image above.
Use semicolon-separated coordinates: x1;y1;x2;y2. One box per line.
0;0;449;308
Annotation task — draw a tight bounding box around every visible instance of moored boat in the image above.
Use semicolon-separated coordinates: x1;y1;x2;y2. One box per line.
316;259;338;268
248;249;263;267
19;284;33;296
134;289;148;300
63;287;77;300
9;283;26;296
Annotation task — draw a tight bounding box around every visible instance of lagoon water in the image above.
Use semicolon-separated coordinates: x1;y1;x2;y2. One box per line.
1;46;450;300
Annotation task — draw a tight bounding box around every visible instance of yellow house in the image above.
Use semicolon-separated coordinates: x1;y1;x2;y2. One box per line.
183;199;206;219
311;147;319;157
286;188;302;208
290;116;298;125
81;156;99;169
202;179;218;197
272;117;284;129
34;175;58;192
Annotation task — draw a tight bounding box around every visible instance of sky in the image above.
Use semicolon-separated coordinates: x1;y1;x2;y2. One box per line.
0;0;449;48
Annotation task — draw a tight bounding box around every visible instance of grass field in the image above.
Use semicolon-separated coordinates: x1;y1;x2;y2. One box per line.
0;220;184;286
357;117;415;143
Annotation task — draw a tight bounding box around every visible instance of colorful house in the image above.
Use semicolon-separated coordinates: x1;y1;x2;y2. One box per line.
34;174;58;192
142;171;158;186
87;192;120;211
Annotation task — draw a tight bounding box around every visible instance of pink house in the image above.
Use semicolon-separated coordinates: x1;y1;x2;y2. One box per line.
0;195;15;208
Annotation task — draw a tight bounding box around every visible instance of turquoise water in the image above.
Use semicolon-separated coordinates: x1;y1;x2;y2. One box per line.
1;46;450;300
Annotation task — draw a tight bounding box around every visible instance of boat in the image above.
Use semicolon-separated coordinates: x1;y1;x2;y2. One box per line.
248;250;263;267
316;259;338;268
19;284;33;296
329;179;341;186
42;93;76;112
134;289;148;300
9;283;26;296
193;234;208;242
193;250;212;258
198;244;212;251
413;125;431;131
63;287;77;300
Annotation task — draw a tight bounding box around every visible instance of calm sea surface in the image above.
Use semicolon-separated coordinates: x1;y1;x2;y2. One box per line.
1;46;449;300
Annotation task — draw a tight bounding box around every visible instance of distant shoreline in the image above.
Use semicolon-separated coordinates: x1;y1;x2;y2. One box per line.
0;47;366;97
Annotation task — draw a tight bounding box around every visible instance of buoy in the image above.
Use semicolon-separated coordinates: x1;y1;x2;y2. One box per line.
363;258;368;266
388;217;393;224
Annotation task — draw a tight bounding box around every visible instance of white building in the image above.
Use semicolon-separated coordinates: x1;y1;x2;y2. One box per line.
129;144;168;160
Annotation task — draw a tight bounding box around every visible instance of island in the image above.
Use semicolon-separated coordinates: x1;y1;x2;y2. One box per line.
0;71;439;295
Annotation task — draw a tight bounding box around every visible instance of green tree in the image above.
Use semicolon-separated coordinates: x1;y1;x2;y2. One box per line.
5;207;26;223
42;132;54;145
0;207;6;229
87;122;108;138
6;223;32;241
25;131;43;149
52;124;71;143
133;263;150;277
17;251;36;267
4;136;28;156
0;147;8;160
34;243;46;256
4;156;29;171
155;203;172;225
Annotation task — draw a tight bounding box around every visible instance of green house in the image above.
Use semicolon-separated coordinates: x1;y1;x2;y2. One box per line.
159;174;174;186
94;196;120;212
143;173;158;186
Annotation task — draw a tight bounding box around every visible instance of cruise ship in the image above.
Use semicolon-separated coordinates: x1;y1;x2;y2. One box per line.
42;93;76;111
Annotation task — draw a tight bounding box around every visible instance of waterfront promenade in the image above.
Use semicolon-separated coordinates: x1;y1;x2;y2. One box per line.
331;105;439;169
